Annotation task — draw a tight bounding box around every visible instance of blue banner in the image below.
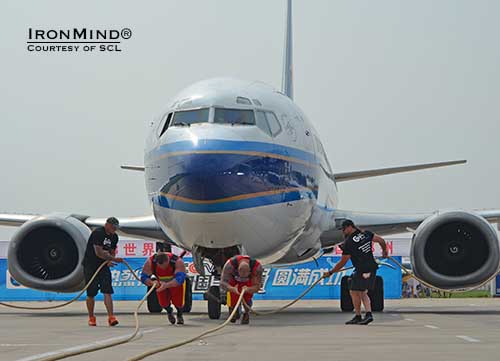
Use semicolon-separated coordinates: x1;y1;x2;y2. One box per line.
0;256;402;301
496;274;500;297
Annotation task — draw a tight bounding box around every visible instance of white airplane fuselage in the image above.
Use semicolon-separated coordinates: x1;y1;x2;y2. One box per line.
144;78;338;264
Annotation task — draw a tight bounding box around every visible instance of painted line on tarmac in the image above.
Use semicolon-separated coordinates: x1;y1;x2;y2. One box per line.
424;325;439;329
16;327;163;361
142;327;162;335
404;318;416;322
456;335;480;343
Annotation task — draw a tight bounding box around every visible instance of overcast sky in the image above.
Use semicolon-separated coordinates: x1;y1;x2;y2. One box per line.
1;0;499;239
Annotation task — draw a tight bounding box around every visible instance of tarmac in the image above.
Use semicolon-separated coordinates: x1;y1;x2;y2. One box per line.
1;298;500;361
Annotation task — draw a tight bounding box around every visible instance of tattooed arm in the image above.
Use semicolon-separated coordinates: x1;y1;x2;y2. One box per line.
245;264;263;294
220;260;239;294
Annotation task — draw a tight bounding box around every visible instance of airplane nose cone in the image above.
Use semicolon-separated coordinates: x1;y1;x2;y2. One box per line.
154;140;317;213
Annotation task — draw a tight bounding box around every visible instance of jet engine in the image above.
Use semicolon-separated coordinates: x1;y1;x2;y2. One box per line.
7;215;90;292
411;211;500;290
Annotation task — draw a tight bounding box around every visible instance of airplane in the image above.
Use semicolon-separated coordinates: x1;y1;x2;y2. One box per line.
2;0;500;318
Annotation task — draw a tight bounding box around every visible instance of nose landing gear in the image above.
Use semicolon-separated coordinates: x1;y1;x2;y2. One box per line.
193;245;241;319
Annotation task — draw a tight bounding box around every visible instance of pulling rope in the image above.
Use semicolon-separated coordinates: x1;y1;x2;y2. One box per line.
0;261;110;310
11;253;495;361
127;290;247;361
387;256;500;293
0;261;143;310
126;266;353;361
245;266;354;316
35;285;157;361
0;260;155;361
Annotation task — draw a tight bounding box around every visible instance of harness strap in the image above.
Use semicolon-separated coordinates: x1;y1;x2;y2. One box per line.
152;252;178;277
230;256;257;275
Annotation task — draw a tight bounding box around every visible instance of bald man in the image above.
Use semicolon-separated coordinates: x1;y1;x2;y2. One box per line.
220;255;263;324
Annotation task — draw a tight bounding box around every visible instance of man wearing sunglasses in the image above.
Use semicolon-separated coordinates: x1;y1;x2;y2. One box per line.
324;219;388;325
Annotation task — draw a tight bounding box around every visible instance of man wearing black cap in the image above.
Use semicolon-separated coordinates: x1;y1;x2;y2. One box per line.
324;219;388;325
82;217;123;327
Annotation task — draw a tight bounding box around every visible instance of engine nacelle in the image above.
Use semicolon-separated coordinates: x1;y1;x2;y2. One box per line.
7;214;90;292
411;211;500;290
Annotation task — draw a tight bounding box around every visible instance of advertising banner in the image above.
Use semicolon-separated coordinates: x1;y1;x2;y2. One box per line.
0;256;402;301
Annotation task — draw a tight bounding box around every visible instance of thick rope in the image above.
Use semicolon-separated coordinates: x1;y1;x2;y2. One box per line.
1;260;153;361
0;261;110;310
12;254;496;361
245;266;353;316
127;290;247;361
387;256;500;293
36;284;157;361
127;266;353;361
0;261;144;310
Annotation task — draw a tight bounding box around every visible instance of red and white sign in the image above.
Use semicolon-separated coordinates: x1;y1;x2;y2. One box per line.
0;235;412;260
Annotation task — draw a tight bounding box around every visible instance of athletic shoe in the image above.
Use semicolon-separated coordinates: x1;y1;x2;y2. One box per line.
108;316;119;326
229;308;240;323
241;312;250;325
345;315;362;325
359;313;374;325
177;314;184;325
167;312;176;325
88;316;97;327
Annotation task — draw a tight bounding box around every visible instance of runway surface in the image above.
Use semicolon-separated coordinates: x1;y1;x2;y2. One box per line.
1;298;500;361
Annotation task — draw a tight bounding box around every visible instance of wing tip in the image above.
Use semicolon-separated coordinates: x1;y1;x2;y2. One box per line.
121;165;145;172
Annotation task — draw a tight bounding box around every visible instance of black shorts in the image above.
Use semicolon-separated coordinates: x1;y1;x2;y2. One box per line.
349;270;377;291
83;265;113;297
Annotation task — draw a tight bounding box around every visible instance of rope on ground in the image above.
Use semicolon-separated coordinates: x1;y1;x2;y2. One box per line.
0;260;143;310
0;260;154;360
245;266;353;316
35;285;157;361
127;290;247;361
0;261;110;310
387;255;500;293
127;266;353;361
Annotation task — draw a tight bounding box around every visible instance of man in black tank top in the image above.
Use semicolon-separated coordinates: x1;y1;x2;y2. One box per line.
324;219;388;325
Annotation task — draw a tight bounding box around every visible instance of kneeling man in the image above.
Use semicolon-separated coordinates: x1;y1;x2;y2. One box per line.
220;255;263;324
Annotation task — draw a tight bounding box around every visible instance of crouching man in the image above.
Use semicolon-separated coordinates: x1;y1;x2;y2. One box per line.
220;255;263;324
141;251;187;325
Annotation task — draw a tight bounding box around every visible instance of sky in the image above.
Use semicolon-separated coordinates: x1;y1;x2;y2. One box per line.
1;0;499;240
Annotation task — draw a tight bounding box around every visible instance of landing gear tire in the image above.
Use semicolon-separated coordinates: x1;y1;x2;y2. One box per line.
340;275;384;312
340;276;354;312
207;285;221;319
368;276;384;312
182;277;193;313
147;286;162;313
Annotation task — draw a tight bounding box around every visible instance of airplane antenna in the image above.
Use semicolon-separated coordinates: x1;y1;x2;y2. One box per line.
281;0;294;100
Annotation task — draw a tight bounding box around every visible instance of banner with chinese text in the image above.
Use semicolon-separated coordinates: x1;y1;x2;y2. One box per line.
0;256;402;301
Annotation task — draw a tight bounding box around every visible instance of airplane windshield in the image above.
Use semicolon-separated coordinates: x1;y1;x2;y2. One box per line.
214;108;255;125
171;108;209;126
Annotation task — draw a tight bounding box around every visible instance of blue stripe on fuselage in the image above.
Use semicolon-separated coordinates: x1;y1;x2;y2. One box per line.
160;152;319;201
153;188;316;213
149;140;320;212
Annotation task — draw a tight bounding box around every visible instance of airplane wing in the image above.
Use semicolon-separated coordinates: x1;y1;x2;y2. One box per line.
322;159;466;183
120;165;145;172
320;209;500;247
0;213;168;241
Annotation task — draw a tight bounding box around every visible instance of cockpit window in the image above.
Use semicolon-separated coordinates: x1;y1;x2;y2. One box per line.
214;108;255;125
255;111;272;136
158;113;172;137
265;112;282;136
171;108;209;126
236;96;252;105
